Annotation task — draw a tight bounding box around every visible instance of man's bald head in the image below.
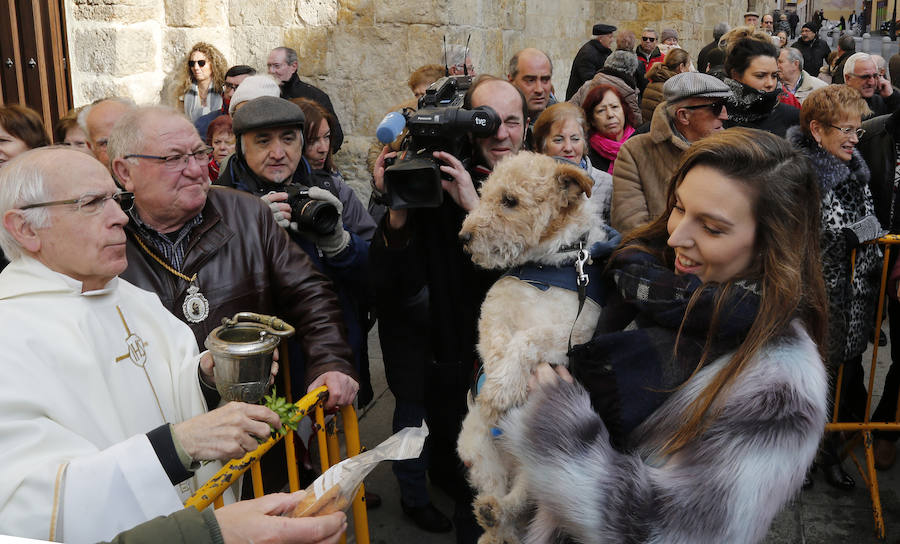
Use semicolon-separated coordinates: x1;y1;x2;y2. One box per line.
508;48;554;117
83;99;136;169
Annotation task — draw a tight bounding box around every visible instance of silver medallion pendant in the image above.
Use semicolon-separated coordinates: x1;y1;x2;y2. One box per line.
182;283;210;324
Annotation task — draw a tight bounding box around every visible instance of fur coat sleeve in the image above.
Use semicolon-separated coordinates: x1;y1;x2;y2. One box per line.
501;321;827;544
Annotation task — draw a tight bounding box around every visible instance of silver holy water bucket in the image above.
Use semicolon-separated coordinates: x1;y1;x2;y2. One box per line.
204;312;295;403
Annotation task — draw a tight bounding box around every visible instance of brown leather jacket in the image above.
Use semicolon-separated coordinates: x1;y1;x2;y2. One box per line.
120;186;357;387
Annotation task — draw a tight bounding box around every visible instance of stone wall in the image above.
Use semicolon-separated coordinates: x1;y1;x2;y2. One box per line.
65;0;745;200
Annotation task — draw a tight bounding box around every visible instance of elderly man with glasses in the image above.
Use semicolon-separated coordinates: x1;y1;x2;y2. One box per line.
844;53;900;118
0;146;289;542
611;72;731;233
107;106;358;414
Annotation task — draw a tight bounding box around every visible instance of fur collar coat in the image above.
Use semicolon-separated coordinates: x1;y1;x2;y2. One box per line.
501;320;827;543
788;127;880;365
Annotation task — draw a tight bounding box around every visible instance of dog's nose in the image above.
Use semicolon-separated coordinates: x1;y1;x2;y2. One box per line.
459;231;471;244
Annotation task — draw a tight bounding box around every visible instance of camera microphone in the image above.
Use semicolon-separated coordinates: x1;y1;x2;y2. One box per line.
376;111;407;144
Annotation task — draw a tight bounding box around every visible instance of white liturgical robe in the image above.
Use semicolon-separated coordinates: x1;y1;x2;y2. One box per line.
0;257;228;542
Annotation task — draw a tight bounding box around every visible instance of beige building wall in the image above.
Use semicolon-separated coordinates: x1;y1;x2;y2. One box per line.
64;0;744;197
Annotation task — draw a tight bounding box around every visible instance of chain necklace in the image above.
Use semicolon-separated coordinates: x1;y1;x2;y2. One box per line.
132;234;210;324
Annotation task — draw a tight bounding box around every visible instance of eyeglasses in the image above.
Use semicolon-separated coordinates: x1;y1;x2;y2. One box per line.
223;82;240;91
124;147;213;171
21;191;134;215
681;100;727;116
641;36;657;42
829;124;866;138
188;59;207;68
850;73;878;80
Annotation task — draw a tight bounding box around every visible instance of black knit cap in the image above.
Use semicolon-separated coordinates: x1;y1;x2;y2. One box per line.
232;96;305;136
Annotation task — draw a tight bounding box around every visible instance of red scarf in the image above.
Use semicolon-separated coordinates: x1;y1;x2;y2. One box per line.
590;126;635;174
208;158;220;181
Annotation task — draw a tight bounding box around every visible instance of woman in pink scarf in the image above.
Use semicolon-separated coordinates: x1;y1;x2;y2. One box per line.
583;84;636;174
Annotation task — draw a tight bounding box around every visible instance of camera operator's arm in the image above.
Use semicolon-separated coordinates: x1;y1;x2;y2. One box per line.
373;146;407;231
433;151;480;212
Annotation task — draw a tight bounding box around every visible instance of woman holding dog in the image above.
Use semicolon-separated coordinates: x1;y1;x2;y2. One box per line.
502;128;828;543
532;102;613;223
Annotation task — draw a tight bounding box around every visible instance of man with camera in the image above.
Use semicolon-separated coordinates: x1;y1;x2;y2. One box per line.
215;96;375;399
109;105;359;411
370;75;526;542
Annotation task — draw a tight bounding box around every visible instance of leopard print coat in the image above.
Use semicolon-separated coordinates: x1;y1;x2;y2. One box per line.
789;127;880;367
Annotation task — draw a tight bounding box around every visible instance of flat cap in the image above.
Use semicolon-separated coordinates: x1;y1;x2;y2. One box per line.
744;11;760;18
592;24;616;35
663;72;732;104
232;96;305;136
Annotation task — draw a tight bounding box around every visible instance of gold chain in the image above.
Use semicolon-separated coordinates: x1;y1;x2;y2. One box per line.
132;234;197;283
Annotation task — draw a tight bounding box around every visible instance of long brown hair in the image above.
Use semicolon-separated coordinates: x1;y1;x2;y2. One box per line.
616;127;827;454
290;97;336;172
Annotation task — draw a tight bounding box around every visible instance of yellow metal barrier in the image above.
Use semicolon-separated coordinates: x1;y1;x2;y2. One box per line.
830;234;900;539
185;386;370;544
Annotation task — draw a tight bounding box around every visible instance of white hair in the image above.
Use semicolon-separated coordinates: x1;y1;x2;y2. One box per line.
107;105;188;165
0;148;58;261
844;52;873;78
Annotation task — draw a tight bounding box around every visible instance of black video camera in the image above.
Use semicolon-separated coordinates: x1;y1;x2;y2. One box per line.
283;184;340;235
383;76;500;208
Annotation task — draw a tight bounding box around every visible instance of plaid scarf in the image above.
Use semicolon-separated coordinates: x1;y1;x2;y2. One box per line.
570;249;760;449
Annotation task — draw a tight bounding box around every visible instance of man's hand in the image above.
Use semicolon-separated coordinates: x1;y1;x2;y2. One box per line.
173;402;282;461
878;75;894;97
262;192;293;229
433;151;480;212
307;371;359;410
374;145;407;230
215;492;347;544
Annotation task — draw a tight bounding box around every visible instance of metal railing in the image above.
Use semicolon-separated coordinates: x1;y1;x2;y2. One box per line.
185;386;370;544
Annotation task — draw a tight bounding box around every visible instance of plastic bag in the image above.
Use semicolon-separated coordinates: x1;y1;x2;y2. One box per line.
290;423;428;517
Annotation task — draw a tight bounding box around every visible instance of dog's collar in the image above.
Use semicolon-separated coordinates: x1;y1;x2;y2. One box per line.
556;232;590;254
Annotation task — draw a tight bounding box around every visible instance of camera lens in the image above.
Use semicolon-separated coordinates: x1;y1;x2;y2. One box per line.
298;199;340;235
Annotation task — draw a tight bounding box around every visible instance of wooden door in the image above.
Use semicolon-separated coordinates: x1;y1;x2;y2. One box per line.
0;0;73;134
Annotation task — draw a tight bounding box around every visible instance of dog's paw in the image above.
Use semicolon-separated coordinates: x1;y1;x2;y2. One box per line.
474;495;502;528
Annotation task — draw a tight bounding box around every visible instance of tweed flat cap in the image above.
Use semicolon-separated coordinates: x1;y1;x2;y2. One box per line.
744;11;760;18
663;72;733;104
592;24;616;35
232;96;305;136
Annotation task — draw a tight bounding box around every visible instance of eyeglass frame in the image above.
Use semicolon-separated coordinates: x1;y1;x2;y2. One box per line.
20;191;135;215
680;100;727;117
829;124;866;138
123;147;214;171
848;72;878;81
188;59;207;68
641;36;657;42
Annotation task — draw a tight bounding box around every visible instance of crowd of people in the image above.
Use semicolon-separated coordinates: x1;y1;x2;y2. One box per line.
0;8;898;544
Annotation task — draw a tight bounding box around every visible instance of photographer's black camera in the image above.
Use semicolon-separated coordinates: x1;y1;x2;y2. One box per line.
382;76;500;208
283;184;340;235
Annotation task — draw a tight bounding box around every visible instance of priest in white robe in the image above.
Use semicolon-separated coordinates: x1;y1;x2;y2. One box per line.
0;147;282;543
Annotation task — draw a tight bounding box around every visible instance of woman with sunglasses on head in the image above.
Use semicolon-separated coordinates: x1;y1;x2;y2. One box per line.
722;34;800;137
170;42;228;123
501;128;828;543
788;84;880;491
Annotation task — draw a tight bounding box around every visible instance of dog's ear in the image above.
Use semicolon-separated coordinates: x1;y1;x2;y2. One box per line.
556;163;593;204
